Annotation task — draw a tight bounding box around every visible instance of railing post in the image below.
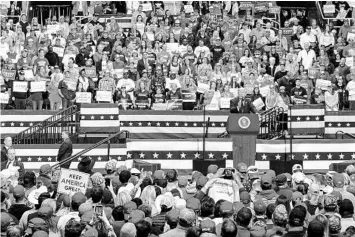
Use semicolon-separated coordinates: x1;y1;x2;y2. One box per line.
107;139;111;161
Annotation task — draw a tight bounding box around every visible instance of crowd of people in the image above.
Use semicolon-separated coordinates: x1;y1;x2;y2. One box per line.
0;1;355;111
2;151;355;237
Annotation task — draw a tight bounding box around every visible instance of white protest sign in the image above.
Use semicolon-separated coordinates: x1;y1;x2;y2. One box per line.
96;91;112;102
75;92;92;103
259;86;270;96
220;97;231;109
57;168;90;196
197;82;209;93
323;4;335;13
316;79;331;90
166;43;179;53
347;32;355;42
184;5;194;13
30;81;46;92
253;97;265;111
151;103;168;110
24;70;34;80
53;46;65;57
113;69;124;78
346;57;354;67
0;93;9;104
142;3;152;11
13;81;28;92
47;24;60;34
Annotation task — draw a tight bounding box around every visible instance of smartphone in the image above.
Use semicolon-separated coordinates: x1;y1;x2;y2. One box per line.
105;178;111;187
94;205;103;216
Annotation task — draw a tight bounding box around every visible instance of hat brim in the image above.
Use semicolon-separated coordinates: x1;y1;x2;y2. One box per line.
78;159;95;173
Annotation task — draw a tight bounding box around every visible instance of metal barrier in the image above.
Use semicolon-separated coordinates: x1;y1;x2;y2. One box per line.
13;105;79;144
315;2;352;28
258;107;285;139
335;130;355;139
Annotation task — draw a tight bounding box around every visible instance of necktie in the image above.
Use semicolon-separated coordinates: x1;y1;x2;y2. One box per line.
6;161;10;168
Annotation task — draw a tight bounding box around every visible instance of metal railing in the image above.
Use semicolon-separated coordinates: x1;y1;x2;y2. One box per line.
258;106;285;139
335;131;355;139
315;2;352;28
52;130;130;170
13;105;79;144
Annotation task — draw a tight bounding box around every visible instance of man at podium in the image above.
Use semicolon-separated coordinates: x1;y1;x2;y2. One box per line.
230;88;257;114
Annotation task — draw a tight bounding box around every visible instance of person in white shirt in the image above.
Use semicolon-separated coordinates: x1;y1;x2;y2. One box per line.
319;24;335;50
300;26;317;49
194;39;210;59
239;23;251;44
297;42;316;70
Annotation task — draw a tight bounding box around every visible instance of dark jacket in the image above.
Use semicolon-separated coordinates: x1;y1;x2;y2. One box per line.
1;146;9;162
0;159;25;178
230;97;257;114
57;138;73;169
265;64;277;77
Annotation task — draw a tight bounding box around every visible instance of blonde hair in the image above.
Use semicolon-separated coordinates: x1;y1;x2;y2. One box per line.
115;191;131;206
140;185;156;205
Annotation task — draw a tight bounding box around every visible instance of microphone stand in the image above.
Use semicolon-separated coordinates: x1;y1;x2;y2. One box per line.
202;103;210;161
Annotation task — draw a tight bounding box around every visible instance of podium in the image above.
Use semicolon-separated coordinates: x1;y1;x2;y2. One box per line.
227;114;259;167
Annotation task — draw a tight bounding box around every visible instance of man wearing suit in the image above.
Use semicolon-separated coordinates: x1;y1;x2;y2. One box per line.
57;131;73;169
265;57;277;77
137;52;154;77
230;89;257;114
1;148;25;178
1;136;12;162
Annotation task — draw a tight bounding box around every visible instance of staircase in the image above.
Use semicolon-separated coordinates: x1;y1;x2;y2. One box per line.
13;105;80;144
258;107;285;140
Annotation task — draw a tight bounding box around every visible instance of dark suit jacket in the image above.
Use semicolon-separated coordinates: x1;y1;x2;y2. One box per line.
57;138;73;169
266;65;277;77
0;159;25;178
137;59;153;77
230;97;257;114
1;146;9;162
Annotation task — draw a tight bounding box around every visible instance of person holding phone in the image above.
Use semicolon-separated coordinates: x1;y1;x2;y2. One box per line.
199;167;243;203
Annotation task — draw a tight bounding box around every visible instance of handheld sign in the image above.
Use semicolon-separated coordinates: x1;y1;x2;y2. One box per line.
53;46;65;57
323;4;335;14
316;79;331;90
30;81;46;92
269;6;281;14
151;103;168;110
167;99;183;110
345;57;354;67
0;93;9;104
197;82;209;93
76;92;92;103
259;86;270;97
142;3;152;11
96;91;112;102
2;69;16;80
57;168;90;196
184;5;194;13
252;98;265;111
13;81;28;92
182;91;196;102
24;70;34;80
347;32;355;42
220;97;231;109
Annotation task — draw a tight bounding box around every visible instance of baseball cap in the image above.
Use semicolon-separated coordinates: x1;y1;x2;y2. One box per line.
237;163;248;173
346;185;355;196
124;201;138;213
196;176;208;189
220;201;234;214
39;164;51;175
292;191;303;202
166;209;179;224
328;215;341;232
200;218;216;233
72;192;87;204
333;173;345;188
207;165;218;174
284;173;292;182
153;170;165;180
186;198;201;211
261;174;272;186
1;212;11;230
308;183;320;195
179;208;195;226
128;210;145;224
253;200;266;214
38;206;53;218
178;177;188;187
79;203;93;215
275;174;287;185
240;191;251;205
292;164;303;173
308;220;325;236
345;165;355;175
13;185;25;199
250;221;267;237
